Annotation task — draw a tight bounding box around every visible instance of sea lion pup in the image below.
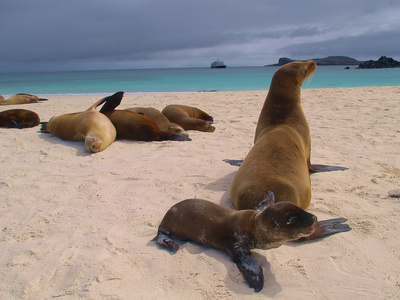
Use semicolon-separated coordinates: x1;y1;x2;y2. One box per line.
41;95;116;153
0;93;48;105
99;92;191;141
230;61;350;240
0;109;40;128
161;104;215;132
154;194;317;292
125;107;189;137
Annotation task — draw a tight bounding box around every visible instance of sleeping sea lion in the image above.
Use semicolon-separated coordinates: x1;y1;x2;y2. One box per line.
161;104;215;132
154;194;318;292
0;109;40;128
125;107;189;137
41;95;116;153
230;61;350;239
0;93;48;105
99;92;190;141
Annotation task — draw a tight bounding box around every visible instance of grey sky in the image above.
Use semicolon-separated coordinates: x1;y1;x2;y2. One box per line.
1;0;399;72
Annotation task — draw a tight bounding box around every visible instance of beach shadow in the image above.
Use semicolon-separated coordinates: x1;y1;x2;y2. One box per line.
147;239;282;296
38;131;92;157
202;171;237;209
204;171;236;192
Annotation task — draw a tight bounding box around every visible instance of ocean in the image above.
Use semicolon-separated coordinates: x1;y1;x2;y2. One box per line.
1;66;399;96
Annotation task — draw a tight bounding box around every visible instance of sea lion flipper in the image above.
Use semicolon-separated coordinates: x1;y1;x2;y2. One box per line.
40;122;48;132
98;91;125;113
171;134;192;141
315;218;351;238
154;232;180;253
223;159;243;166
161;132;192;142
309;163;348;173
254;191;275;211
299;218;351;241
228;246;264;292
10;120;22;128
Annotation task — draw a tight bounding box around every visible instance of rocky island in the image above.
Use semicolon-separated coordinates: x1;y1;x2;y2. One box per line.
357;56;400;68
269;56;363;66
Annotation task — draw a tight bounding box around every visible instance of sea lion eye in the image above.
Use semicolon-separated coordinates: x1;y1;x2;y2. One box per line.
287;216;298;224
271;220;278;228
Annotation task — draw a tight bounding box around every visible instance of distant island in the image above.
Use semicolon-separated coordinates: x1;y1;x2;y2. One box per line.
268;56;363;66
357;56;400;69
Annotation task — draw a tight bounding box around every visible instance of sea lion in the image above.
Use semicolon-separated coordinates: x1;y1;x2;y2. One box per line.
41;95;116;153
0;109;40;128
161;104;215;132
154;195;318;292
0;93;48;105
99;92;191;141
125;107;189;137
230;61;350;239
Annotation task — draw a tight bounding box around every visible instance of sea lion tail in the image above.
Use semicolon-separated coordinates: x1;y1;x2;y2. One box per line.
38;98;48;101
97;91;125;113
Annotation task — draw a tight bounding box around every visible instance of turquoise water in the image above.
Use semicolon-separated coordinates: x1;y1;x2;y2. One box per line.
1;66;399;96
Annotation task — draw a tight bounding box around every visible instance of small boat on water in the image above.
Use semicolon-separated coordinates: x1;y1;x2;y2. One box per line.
210;59;227;68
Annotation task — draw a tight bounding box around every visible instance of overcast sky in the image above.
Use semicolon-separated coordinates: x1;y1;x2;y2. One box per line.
1;0;400;72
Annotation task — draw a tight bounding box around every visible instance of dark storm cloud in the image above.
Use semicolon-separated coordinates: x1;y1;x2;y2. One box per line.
1;0;399;71
281;29;400;60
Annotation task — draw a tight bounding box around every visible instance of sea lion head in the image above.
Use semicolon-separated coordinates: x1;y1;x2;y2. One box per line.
255;201;317;247
168;123;189;137
271;60;317;89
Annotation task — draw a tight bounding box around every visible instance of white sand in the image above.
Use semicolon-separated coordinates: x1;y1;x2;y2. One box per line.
0;87;399;299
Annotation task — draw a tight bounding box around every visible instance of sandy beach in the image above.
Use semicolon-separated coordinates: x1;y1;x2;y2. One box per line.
1;86;399;299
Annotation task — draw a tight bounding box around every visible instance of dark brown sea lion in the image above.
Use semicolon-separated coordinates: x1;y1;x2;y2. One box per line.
99;92;190;141
41;96;116;153
0;109;40;128
0;93;48;105
125;107;189;137
230;61;350;239
154;195;317;292
161;104;215;132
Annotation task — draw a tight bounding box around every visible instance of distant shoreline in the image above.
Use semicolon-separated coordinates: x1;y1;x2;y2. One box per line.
268;56;363;66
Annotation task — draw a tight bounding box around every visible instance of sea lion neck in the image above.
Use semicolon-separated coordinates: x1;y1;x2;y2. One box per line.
261;91;302;125
252;210;285;249
267;83;302;103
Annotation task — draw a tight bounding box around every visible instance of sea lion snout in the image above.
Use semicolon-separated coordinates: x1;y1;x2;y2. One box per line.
263;202;318;240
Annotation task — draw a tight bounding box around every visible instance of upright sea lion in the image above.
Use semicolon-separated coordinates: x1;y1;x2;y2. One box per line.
161;104;215;132
0;93;48;105
125;107;189;137
0;109;40;128
41;96;116;153
230;61;350;239
99;92;190;141
154;195;318;292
